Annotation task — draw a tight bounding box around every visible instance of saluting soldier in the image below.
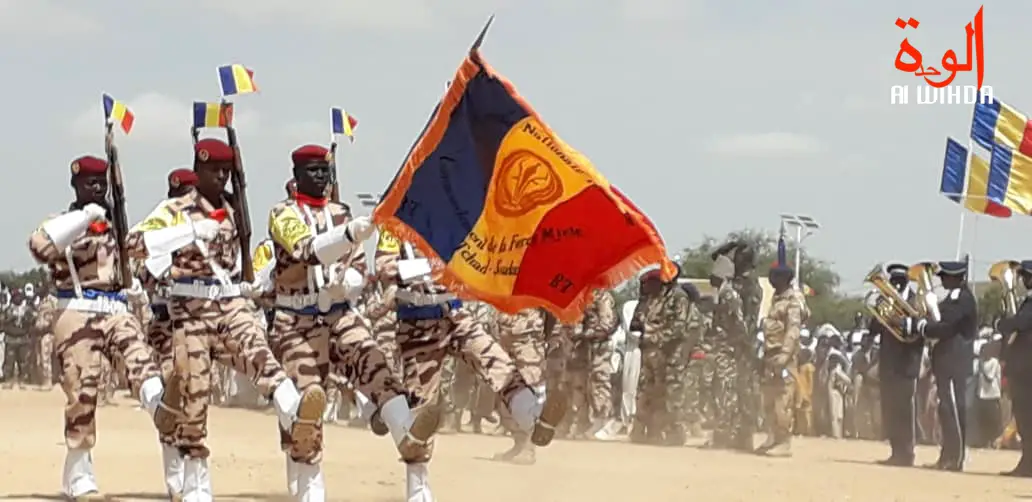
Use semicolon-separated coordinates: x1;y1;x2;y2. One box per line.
917;259;977;471
871;263;924;467
995;260;1032;477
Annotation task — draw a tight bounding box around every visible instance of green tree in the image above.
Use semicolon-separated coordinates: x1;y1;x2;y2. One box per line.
0;267;49;290
677;228;862;328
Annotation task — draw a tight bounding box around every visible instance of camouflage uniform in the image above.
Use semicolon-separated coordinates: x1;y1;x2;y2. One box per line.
492;308;547;463
36;293;57;388
734;273;763;441
680;302;708;435
440;301;497;433
375;242;566;465
758;287;808;455
563;290;618;437
1;296;36;388
708;279;750;448
128;160;312;499
30;165;175;499
630;282;691;444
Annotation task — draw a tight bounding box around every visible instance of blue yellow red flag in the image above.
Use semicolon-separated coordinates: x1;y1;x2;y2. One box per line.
372;48;676;322
192;102;233;128
217;64;258;96
941;138;1011;217
988;144;1032;215
972;97;1032;156
102;94;134;134
331;108;358;141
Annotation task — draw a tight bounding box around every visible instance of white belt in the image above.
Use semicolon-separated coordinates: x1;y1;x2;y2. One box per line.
169;281;242;299
275;293;319;311
57;297;128;315
395;290;456;306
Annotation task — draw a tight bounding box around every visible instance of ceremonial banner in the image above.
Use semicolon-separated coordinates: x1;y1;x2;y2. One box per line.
373;47;676;321
988;143;1032;214
941;138;1011;217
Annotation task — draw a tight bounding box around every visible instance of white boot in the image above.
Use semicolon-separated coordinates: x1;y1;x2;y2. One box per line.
62;447;99;498
379;395;415;447
139;376;164;418
160;444;185;497
285;456;299;496
405;462;434;502
182;457;213;502
295;462;326;502
507;387;542;432
355;390;377;421
272;379;302;431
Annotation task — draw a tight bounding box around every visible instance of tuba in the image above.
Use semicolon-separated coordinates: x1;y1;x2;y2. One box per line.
989;260;1020;344
907;262;942;322
863;264;923;343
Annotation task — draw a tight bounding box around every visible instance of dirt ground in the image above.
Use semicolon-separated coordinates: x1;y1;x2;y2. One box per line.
1;389;1030;502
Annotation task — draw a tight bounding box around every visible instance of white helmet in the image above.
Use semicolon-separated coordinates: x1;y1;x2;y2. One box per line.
23;283;34;297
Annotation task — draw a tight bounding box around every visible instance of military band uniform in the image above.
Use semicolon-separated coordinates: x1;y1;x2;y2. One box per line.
873;263;924;466
29;155;176;500
918;260;977;471
127;139;315;500
995;260;1032;477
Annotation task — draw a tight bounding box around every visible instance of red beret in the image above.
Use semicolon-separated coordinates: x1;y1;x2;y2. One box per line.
291;144;332;165
195;138;234;163
70;156;108;177
168;168;198;188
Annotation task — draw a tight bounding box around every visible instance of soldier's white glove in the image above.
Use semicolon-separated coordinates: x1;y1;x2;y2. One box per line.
345;216;375;243
192;219;221;242
916;319;929;335
83;203;107;222
238;281;261;299
123;278;147;305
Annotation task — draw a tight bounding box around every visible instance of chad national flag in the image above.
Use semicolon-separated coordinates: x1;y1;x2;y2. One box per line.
373;48;677;322
941;138;1011;217
972;97;1032;156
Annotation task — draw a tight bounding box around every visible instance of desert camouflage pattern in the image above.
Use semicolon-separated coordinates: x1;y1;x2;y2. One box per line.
379;245;526;461
36;294;57;387
564;291;618;434
127;190;240;278
684;303;711;429
631;282;691;443
440;301;497;425
761;288;809;445
129;192;288;459
266;198;405;464
29;213;160;449
493;308;547;436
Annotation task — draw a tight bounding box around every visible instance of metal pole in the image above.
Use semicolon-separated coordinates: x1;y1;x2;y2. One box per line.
794;225;803;291
955;211;966;260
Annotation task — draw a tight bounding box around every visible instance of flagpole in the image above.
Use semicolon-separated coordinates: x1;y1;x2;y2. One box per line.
955;212;966;260
956;139;977;260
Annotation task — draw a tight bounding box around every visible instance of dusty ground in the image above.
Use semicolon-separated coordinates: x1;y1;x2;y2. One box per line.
1;389;1030;502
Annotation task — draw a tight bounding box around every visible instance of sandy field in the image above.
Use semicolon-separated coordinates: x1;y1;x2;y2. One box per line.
1;389;1030;501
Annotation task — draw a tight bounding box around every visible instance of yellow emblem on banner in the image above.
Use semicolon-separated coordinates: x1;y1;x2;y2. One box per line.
377;229;400;254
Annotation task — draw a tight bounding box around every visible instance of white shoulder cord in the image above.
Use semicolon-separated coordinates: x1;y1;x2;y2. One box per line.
295;202;336;293
64;247;84;298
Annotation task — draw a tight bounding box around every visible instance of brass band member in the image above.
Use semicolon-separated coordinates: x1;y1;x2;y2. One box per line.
996;260;1032;477
871;263;923;467
917;260;976;471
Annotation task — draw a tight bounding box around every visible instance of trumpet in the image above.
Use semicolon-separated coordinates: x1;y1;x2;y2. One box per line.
863;264;923;343
908;262;942;323
989;260;1020;344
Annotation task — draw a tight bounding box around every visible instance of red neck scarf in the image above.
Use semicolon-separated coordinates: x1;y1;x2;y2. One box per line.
88;221;108;234
295;192;328;208
208;208;228;222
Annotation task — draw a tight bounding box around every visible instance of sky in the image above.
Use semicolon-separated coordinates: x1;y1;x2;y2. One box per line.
0;0;1025;295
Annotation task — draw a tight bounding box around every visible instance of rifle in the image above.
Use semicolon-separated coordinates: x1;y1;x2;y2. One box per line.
104;123;132;290
328;141;340;202
191;101;254;283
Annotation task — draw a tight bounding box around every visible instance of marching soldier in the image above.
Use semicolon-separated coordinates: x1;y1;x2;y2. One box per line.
1;288;35;389
917;259;977;471
376;237;566;502
757;264;808;457
264;144;431;500
491;308;547;464
872;263;924;467
680;283;709;437
996;260;1032;476
127;139;318;499
29;155;177;500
